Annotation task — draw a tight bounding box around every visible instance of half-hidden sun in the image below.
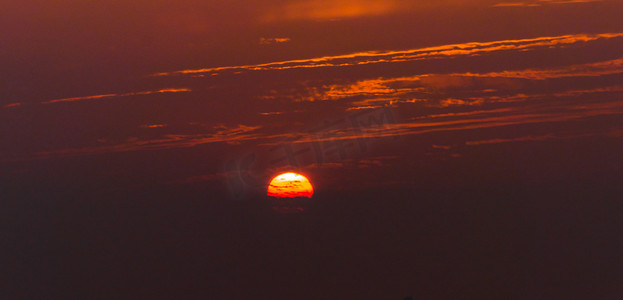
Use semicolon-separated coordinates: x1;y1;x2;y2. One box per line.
267;172;314;198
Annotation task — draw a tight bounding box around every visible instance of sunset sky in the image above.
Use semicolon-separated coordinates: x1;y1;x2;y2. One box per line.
3;0;623;298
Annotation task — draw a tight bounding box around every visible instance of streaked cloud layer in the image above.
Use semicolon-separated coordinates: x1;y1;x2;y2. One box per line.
5;27;623;163
2;0;623;182
20;94;623;160
283;57;623;106
153;33;623;77
30;125;261;160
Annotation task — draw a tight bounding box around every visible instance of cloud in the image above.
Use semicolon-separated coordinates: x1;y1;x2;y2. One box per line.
553;85;623;97
30;124;260;160
541;0;602;3
284;57;623;105
493;0;602;7
152;33;623;77
305;156;397;169
168;172;235;185
260;37;291;45
13;53;623;161
261;0;403;21
300;79;417;102
437;98;485;107
140;124;167;129
466;134;555;145
346;105;384;111
266;99;623;145
435;85;623;107
414;108;516;120
259;110;305;115
493;2;541;6
3;102;23;108
15;86;623;161
460;58;623;80
41;88;191;105
259;0;508;22
465;129;623;146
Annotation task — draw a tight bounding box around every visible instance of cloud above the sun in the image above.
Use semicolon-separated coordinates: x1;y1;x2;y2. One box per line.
153;33;623;77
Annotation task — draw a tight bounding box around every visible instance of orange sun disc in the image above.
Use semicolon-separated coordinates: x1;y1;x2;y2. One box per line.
267;172;314;198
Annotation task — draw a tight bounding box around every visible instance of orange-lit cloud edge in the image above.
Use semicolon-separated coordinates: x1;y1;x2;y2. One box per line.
286;57;623;107
152;33;623;77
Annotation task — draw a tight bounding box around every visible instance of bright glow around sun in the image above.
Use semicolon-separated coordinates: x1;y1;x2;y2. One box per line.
267;172;314;198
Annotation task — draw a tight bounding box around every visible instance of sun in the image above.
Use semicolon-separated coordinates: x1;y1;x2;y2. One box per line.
267;172;314;198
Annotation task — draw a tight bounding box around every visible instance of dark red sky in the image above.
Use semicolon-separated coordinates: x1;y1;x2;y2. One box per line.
2;0;623;298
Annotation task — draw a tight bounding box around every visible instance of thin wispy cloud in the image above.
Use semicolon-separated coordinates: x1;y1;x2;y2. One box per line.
346;105;385;111
541;0;603;3
466;134;555;145
437;85;623;107
260;0;509;22
140;124;168;129
168;172;236;185
259;111;305;116
261;0;403;22
15;87;623;161
41;88;191;105
277;99;623;144
460;58;623;80
153;33;623;77
493;0;602;7
493;2;541;6
3;102;23;108
553;85;623;97
414;108;517;120
465;129;623;146
260;37;291;45
30;124;260;160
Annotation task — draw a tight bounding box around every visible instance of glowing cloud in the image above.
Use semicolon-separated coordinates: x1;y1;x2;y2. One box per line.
262;0;402;21
152;33;623;77
260;37;291;45
284;57;623;104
